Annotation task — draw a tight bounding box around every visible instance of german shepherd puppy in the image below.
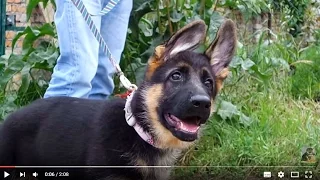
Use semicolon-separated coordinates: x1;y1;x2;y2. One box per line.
0;19;237;180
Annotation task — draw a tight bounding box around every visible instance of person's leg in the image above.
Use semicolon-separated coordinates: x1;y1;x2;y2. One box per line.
88;0;133;99
44;0;102;98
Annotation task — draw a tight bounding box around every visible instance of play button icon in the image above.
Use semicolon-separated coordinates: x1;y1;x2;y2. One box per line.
4;171;10;178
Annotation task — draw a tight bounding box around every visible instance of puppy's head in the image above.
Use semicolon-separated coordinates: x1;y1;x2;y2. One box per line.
131;19;237;149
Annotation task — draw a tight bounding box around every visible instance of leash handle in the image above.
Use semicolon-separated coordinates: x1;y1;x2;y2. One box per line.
71;0;137;91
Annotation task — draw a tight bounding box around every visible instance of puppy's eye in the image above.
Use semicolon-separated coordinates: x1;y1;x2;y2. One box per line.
171;72;182;81
204;79;212;88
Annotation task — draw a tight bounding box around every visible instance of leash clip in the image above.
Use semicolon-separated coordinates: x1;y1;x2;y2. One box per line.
119;72;138;91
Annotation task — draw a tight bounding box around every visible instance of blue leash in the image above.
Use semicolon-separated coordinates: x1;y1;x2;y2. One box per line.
91;0;120;16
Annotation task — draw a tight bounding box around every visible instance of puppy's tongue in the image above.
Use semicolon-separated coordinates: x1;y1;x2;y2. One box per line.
178;121;199;132
169;114;200;133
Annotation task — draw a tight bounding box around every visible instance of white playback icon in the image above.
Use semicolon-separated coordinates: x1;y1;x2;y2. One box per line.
3;171;10;178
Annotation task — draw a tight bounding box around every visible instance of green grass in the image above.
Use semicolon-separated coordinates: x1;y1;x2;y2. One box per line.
172;72;320;179
290;45;320;100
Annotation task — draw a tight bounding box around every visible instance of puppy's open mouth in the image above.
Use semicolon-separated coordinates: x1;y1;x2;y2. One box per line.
164;113;201;134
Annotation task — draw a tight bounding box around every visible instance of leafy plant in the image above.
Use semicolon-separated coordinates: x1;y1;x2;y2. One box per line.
272;0;312;37
0;1;58;119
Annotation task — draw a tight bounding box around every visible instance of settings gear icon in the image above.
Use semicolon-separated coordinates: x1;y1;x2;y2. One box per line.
278;171;285;178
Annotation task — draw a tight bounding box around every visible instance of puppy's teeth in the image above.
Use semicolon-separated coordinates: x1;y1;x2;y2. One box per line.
181;123;185;131
178;121;183;129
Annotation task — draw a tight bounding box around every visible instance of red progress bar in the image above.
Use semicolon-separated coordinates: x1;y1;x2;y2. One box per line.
0;166;15;168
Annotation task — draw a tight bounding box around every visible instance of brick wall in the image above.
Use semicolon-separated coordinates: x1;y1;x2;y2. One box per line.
5;0;50;55
5;0;27;54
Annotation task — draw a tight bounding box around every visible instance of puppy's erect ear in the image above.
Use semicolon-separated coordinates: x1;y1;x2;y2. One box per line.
163;20;207;60
206;19;237;76
145;20;206;80
205;19;237;92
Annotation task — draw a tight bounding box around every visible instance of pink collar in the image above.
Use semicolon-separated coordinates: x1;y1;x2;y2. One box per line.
124;91;157;147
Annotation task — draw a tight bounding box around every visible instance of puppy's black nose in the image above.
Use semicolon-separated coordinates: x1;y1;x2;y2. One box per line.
190;95;211;109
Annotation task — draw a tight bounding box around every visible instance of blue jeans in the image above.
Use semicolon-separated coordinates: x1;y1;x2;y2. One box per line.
44;0;132;99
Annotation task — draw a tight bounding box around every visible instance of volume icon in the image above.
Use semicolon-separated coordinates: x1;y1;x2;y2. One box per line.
33;172;38;177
